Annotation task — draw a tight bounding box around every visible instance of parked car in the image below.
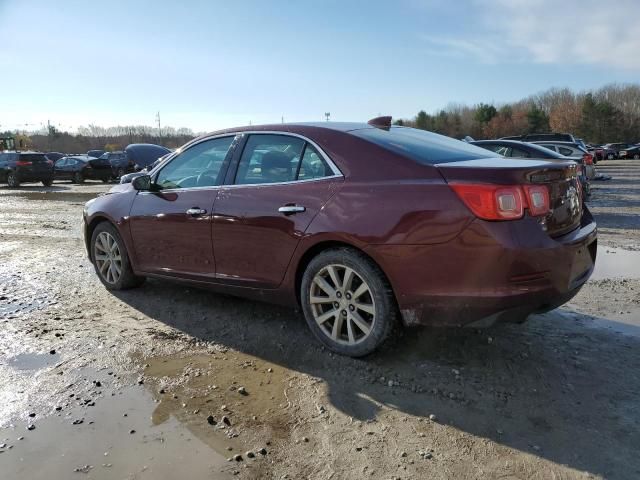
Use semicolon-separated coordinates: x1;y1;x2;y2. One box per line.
533;141;596;180
471;139;591;198
45;152;65;163
501;132;577;143
54;155;112;183
119;152;173;184
602;143;633;159
0;151;54;187
126;144;171;173
83;120;597;357
87;149;106;159
619;145;640;159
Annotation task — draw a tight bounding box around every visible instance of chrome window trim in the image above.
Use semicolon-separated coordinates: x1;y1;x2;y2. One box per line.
146;130;344;193
235;131;343;177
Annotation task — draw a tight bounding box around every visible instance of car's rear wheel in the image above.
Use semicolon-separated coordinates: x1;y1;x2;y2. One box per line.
117;168;125;178
91;222;145;290
607;153;615;160
301;248;398;357
73;172;84;184
634;153;640;160
7;172;20;188
42;178;53;187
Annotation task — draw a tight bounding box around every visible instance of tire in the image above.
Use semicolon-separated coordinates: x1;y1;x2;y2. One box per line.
300;248;398;357
117;168;125;179
42;178;53;187
101;178;110;184
73;172;84;184
91;222;145;290
634;153;640;160
7;171;20;188
607;153;615;160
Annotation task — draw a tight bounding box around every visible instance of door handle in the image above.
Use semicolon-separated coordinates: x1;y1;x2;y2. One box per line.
278;205;306;215
186;207;207;216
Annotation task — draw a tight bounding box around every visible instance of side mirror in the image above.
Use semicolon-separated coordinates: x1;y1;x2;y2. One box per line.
132;174;151;191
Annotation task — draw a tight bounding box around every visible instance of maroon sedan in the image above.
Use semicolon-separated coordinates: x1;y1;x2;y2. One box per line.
83;118;597;356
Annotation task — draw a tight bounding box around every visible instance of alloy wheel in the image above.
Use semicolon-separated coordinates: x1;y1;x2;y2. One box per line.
309;264;376;345
94;231;122;284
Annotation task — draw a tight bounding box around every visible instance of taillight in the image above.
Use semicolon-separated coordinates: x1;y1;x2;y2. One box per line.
523;185;551;217
46;160;53;165
16;160;32;166
451;183;550;221
583;153;594;165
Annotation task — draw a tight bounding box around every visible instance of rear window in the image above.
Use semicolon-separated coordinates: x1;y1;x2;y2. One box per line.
350;127;498;165
19;154;47;163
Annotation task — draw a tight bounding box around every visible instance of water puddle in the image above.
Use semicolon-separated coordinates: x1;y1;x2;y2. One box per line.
9;191;101;203
0;386;233;479
591;247;640;281
5;352;60;371
141;352;291;448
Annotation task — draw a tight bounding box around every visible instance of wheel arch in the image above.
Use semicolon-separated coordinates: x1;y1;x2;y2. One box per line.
293;239;398;309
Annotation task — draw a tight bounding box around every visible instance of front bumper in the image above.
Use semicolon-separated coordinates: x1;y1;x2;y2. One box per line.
366;209;597;327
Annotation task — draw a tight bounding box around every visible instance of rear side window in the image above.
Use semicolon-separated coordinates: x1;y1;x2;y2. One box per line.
558;147;574;156
235;134;305;185
509;147;530;158
351;127;498;165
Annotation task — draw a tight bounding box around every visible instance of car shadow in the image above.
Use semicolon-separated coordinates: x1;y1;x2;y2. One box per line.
112;279;640;479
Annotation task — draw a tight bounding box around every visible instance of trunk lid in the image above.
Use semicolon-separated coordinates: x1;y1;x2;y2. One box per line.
436;157;582;237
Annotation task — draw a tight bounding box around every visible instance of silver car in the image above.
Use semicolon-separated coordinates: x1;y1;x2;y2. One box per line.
534;141;596;179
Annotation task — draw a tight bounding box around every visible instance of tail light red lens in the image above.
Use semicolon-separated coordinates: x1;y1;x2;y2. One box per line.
46;160;54;165
451;183;551;221
583;153;594;165
523;185;551;216
16;160;32;166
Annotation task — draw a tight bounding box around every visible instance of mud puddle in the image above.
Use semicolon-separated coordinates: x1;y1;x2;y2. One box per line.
0;369;234;480
140;352;291;453
5;352;61;371
591;247;640;280
0;271;56;320
3;190;102;203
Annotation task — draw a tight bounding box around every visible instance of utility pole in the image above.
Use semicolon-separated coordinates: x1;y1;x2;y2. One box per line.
324;112;330;122
156;112;162;145
281;116;284;124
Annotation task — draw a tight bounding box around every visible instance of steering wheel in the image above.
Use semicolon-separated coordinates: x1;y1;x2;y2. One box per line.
196;170;219;187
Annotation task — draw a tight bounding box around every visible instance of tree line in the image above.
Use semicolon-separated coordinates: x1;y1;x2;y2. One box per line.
1;124;197;154
395;83;640;143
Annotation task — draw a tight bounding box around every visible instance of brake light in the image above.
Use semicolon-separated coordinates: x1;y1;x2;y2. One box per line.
451;183;551;220
450;184;524;220
16;160;32;166
523;185;551;216
583;153;594;165
46;160;53;165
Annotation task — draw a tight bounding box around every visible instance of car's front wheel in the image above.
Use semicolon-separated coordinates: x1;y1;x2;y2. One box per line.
301;248;398;357
607;153;615;160
7;172;20;188
73;172;84;184
42;178;53;187
91;222;145;290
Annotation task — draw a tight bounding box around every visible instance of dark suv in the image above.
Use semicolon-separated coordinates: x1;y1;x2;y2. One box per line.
0;151;54;187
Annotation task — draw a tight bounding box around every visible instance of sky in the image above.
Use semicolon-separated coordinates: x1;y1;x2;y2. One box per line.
1;0;639;133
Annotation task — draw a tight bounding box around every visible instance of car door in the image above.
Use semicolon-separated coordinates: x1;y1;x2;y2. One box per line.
128;135;237;280
54;158;68;180
212;133;342;288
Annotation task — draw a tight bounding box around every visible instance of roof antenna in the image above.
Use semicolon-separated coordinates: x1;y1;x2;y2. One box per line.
367;116;392;130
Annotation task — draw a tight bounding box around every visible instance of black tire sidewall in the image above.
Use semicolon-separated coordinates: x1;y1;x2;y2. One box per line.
300;248;397;357
74;172;83;184
91;222;142;290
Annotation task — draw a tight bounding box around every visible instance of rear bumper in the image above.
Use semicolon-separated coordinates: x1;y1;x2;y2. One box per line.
366;208;597;327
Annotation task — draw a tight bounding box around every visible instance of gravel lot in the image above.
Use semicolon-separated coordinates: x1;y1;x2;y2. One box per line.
1;159;639;479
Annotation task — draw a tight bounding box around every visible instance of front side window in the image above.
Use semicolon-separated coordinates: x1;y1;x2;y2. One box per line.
156;136;234;189
235;134;305;185
509;147;530;158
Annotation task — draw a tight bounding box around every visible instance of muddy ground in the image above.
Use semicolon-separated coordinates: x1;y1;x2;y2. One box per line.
1;160;639;480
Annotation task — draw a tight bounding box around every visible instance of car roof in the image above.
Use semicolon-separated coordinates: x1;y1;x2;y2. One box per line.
534;141;580;146
207;122;375;137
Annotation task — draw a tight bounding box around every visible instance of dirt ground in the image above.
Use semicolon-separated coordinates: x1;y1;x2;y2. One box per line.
1;159;639;480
